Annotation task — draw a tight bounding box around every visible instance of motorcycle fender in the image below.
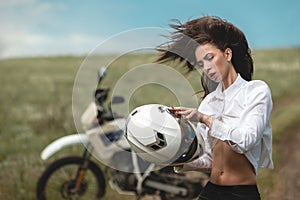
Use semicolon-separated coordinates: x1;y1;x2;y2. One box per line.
41;133;89;160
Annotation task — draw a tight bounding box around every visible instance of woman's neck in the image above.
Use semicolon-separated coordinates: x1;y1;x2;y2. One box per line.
222;69;238;90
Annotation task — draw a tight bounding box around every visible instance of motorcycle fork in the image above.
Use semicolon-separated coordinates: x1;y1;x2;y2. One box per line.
73;146;93;192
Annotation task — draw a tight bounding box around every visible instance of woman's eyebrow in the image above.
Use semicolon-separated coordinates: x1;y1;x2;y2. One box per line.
203;53;213;60
196;59;203;64
196;53;210;63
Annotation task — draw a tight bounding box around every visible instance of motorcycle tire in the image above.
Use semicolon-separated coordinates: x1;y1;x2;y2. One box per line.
36;156;106;200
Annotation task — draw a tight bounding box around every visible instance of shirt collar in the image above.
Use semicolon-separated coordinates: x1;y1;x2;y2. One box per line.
214;74;247;100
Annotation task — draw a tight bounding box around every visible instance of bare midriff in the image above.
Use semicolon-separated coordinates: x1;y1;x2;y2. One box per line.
210;140;257;186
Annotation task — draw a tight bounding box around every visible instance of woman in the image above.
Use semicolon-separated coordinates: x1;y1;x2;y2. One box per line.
157;16;273;200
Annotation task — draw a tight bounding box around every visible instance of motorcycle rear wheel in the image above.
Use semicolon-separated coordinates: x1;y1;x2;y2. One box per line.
37;156;106;200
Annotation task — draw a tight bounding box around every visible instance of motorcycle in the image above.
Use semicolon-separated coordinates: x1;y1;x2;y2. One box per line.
36;67;207;200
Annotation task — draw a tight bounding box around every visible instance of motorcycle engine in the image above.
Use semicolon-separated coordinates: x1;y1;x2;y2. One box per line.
110;170;138;192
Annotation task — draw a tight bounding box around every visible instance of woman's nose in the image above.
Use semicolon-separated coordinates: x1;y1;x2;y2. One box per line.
203;64;211;73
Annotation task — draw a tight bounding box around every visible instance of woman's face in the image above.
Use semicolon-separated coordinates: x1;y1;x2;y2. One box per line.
194;43;232;82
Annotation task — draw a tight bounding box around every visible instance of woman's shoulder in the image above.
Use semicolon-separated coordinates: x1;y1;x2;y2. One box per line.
243;79;271;93
243;79;272;103
247;79;269;86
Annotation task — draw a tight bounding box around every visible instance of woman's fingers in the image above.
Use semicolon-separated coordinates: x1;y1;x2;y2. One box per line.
170;106;185;111
169;106;186;117
169;106;212;126
185;109;201;122
169;106;201;122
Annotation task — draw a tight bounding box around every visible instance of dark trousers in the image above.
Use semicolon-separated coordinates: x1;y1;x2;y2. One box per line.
198;181;261;200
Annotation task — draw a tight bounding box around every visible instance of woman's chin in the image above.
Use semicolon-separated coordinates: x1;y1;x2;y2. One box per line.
208;76;221;83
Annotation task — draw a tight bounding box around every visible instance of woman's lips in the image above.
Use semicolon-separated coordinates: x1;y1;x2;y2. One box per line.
208;72;221;82
209;72;216;79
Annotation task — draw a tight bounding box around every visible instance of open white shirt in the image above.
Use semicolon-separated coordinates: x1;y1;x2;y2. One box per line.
176;74;274;174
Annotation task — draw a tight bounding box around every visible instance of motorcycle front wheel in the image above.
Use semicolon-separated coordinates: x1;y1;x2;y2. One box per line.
37;156;106;200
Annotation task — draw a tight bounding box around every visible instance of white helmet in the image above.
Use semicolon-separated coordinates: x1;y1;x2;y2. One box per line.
125;104;204;166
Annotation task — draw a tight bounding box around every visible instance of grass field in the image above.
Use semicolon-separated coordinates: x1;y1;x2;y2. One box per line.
0;48;299;199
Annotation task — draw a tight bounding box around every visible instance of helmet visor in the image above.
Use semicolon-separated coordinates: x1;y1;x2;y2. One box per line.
168;119;199;165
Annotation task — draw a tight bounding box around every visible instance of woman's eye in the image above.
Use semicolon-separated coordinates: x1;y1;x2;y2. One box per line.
207;55;214;61
196;61;204;68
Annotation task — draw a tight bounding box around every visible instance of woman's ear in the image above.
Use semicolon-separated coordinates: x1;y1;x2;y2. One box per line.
225;48;232;62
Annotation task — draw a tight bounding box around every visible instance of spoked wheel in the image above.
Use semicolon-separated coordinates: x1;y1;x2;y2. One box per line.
37;156;106;200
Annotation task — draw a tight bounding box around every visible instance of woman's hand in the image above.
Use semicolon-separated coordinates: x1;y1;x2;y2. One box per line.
171;107;201;122
171;106;213;128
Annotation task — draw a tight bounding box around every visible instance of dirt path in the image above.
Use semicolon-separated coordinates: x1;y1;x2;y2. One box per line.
268;95;300;199
269;125;300;200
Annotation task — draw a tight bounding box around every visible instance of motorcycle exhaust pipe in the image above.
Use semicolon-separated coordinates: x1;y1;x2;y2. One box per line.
144;179;188;196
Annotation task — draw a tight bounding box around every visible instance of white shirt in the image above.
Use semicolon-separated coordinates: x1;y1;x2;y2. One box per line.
176;74;274;174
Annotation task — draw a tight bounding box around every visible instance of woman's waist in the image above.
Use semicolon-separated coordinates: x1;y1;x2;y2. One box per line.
210;140;256;185
209;167;256;186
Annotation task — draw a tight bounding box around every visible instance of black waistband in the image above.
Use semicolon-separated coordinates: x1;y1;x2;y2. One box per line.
206;181;259;194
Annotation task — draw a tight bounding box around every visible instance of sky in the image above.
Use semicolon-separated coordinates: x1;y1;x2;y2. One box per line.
0;0;299;59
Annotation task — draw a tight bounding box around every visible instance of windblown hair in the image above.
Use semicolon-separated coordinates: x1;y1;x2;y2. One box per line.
156;16;253;98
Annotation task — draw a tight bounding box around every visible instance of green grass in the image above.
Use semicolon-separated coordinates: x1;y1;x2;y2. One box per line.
0;48;300;199
0;56;82;199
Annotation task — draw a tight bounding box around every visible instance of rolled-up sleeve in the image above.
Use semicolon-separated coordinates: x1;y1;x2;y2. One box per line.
209;82;272;154
174;153;212;173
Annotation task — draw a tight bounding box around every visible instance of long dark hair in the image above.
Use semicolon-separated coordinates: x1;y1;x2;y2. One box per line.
156;16;253;98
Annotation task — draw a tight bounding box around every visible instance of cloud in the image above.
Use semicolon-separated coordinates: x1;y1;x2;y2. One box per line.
0;0;84;58
0;0;166;59
0;31;104;58
0;0;140;59
0;1;177;59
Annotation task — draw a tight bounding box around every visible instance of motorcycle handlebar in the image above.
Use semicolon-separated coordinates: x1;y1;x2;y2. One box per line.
95;88;109;105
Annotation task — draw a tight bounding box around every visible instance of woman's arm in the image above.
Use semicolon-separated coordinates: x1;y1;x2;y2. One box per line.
208;82;272;153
